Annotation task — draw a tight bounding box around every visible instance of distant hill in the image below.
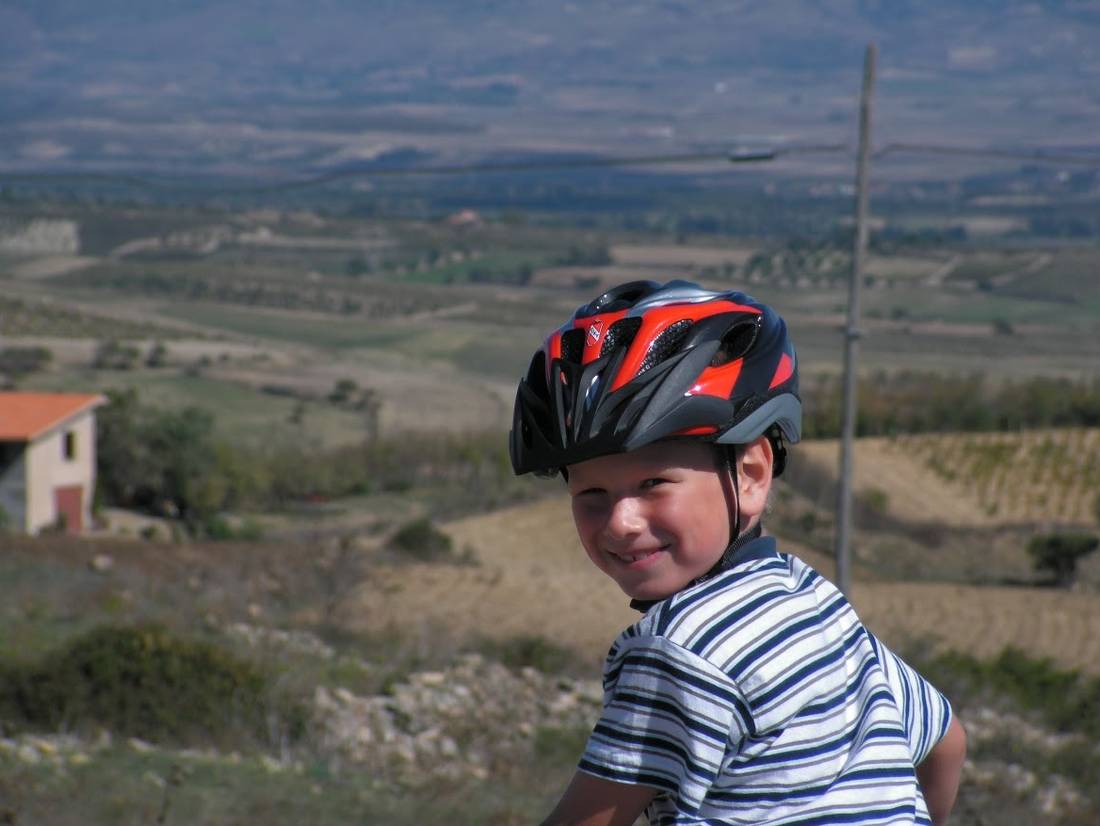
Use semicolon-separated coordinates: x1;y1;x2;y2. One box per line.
3;0;1099;180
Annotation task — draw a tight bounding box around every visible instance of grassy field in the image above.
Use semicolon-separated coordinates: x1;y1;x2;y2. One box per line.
22;368;374;448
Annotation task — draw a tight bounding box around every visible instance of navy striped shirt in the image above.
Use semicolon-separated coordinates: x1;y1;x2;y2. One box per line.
579;537;953;825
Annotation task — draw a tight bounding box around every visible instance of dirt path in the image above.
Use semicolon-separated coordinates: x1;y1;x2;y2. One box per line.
922;254;961;286
6;255;100;280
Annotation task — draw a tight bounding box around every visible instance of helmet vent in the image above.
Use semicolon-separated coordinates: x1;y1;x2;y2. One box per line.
525;350;546;388
711;317;761;367
600;317;642;358
559;329;585;364
579;280;660;318
638;319;693;375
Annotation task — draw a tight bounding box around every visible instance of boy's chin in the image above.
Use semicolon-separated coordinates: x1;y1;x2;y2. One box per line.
621;580;682;602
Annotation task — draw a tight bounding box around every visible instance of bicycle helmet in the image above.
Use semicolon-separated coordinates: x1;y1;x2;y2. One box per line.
509;279;801;477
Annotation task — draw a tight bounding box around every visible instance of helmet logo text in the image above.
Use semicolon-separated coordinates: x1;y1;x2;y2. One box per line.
587;319;604;346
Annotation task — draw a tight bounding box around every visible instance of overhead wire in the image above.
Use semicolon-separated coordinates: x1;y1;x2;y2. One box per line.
874;142;1100;166
1;142;1097;197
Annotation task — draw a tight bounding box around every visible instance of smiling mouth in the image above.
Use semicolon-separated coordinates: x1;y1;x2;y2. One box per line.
612;546;666;564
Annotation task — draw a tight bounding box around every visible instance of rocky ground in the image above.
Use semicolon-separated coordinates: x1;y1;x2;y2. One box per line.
3;624;1096;825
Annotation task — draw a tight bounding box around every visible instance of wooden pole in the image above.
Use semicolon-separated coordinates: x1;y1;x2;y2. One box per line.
835;43;876;595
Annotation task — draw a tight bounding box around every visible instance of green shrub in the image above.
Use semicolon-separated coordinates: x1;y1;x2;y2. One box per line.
0;345;52;378
533;724;590;765
918;646;1100;739
202;515;264;542
862;486;890;514
388;518;453;561
479;635;582;675
1026;532;1100;587
92;339;140;370
0;624;297;748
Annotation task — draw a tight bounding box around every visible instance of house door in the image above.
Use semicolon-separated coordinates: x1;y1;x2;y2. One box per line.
54;485;83;534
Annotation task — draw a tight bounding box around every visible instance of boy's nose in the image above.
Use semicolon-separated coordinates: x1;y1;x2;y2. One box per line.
604;496;645;539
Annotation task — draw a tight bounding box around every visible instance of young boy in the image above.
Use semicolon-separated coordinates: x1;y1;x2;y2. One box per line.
509;280;966;826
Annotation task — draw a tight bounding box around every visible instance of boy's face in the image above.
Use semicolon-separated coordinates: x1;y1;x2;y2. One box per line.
567;440;731;601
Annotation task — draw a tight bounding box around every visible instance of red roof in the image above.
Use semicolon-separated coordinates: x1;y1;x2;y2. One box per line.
0;392;107;441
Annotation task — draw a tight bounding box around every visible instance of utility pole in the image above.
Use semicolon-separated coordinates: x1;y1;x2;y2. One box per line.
835;43;876;595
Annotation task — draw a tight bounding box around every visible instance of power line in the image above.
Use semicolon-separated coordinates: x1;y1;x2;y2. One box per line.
875;142;1100;167
3;140;1096;198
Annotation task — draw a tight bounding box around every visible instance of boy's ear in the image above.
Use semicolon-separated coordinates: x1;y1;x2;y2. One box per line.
737;436;773;520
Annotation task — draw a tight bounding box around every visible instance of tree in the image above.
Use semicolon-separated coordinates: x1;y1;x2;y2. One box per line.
328;378;358;405
0;346;52;380
93;339;139;370
145;341;168;368
1026;532;1100;587
96;389;218;524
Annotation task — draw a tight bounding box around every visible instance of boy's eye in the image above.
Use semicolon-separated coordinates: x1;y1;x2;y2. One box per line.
572;487;605;497
640;477;668;490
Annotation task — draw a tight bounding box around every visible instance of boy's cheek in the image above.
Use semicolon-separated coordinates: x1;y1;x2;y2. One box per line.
577;536;606;568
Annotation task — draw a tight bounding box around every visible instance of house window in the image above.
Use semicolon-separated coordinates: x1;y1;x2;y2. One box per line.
63;431;77;461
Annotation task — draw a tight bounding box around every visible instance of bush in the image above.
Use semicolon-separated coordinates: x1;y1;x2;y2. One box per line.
479;635;582;675
328;377;358;404
0;625;297;748
1026;532;1100;587
533;724;591;764
919;646;1100;740
92;339;140;370
202;514;265;541
0;345;52;379
388;517;453;561
800;372;1100;438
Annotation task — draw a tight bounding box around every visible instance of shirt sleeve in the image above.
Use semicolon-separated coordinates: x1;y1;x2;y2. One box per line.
578;635;753;815
868;633;953;765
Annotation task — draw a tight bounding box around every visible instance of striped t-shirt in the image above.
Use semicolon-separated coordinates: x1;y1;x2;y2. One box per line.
579;536;952;825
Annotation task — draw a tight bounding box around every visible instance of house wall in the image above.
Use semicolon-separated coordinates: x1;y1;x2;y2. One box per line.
0;442;28;531
25;411;98;534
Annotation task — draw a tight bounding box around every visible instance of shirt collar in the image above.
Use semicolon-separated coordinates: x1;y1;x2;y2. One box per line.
628;524;778;614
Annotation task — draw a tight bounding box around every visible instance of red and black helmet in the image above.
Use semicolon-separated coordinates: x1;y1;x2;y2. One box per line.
509;279;801;476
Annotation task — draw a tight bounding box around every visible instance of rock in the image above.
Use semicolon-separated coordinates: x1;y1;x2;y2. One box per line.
309;652;604;788
88;553;114;573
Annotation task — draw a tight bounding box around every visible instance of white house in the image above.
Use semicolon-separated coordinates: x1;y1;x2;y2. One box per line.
0;392;106;534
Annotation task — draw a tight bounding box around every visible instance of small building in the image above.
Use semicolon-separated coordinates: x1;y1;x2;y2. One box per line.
0;392;106;535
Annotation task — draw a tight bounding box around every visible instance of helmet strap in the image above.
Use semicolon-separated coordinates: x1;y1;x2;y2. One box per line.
721;444;741;546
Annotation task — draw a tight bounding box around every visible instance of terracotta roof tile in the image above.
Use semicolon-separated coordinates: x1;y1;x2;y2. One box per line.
0;392;107;441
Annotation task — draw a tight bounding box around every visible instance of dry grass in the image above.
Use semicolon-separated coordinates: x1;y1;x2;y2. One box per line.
332;493;1100;676
851;581;1100;676
337;497;637;668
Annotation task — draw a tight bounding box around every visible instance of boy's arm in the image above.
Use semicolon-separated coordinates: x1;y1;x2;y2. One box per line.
915;715;966;826
539;771;656;826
